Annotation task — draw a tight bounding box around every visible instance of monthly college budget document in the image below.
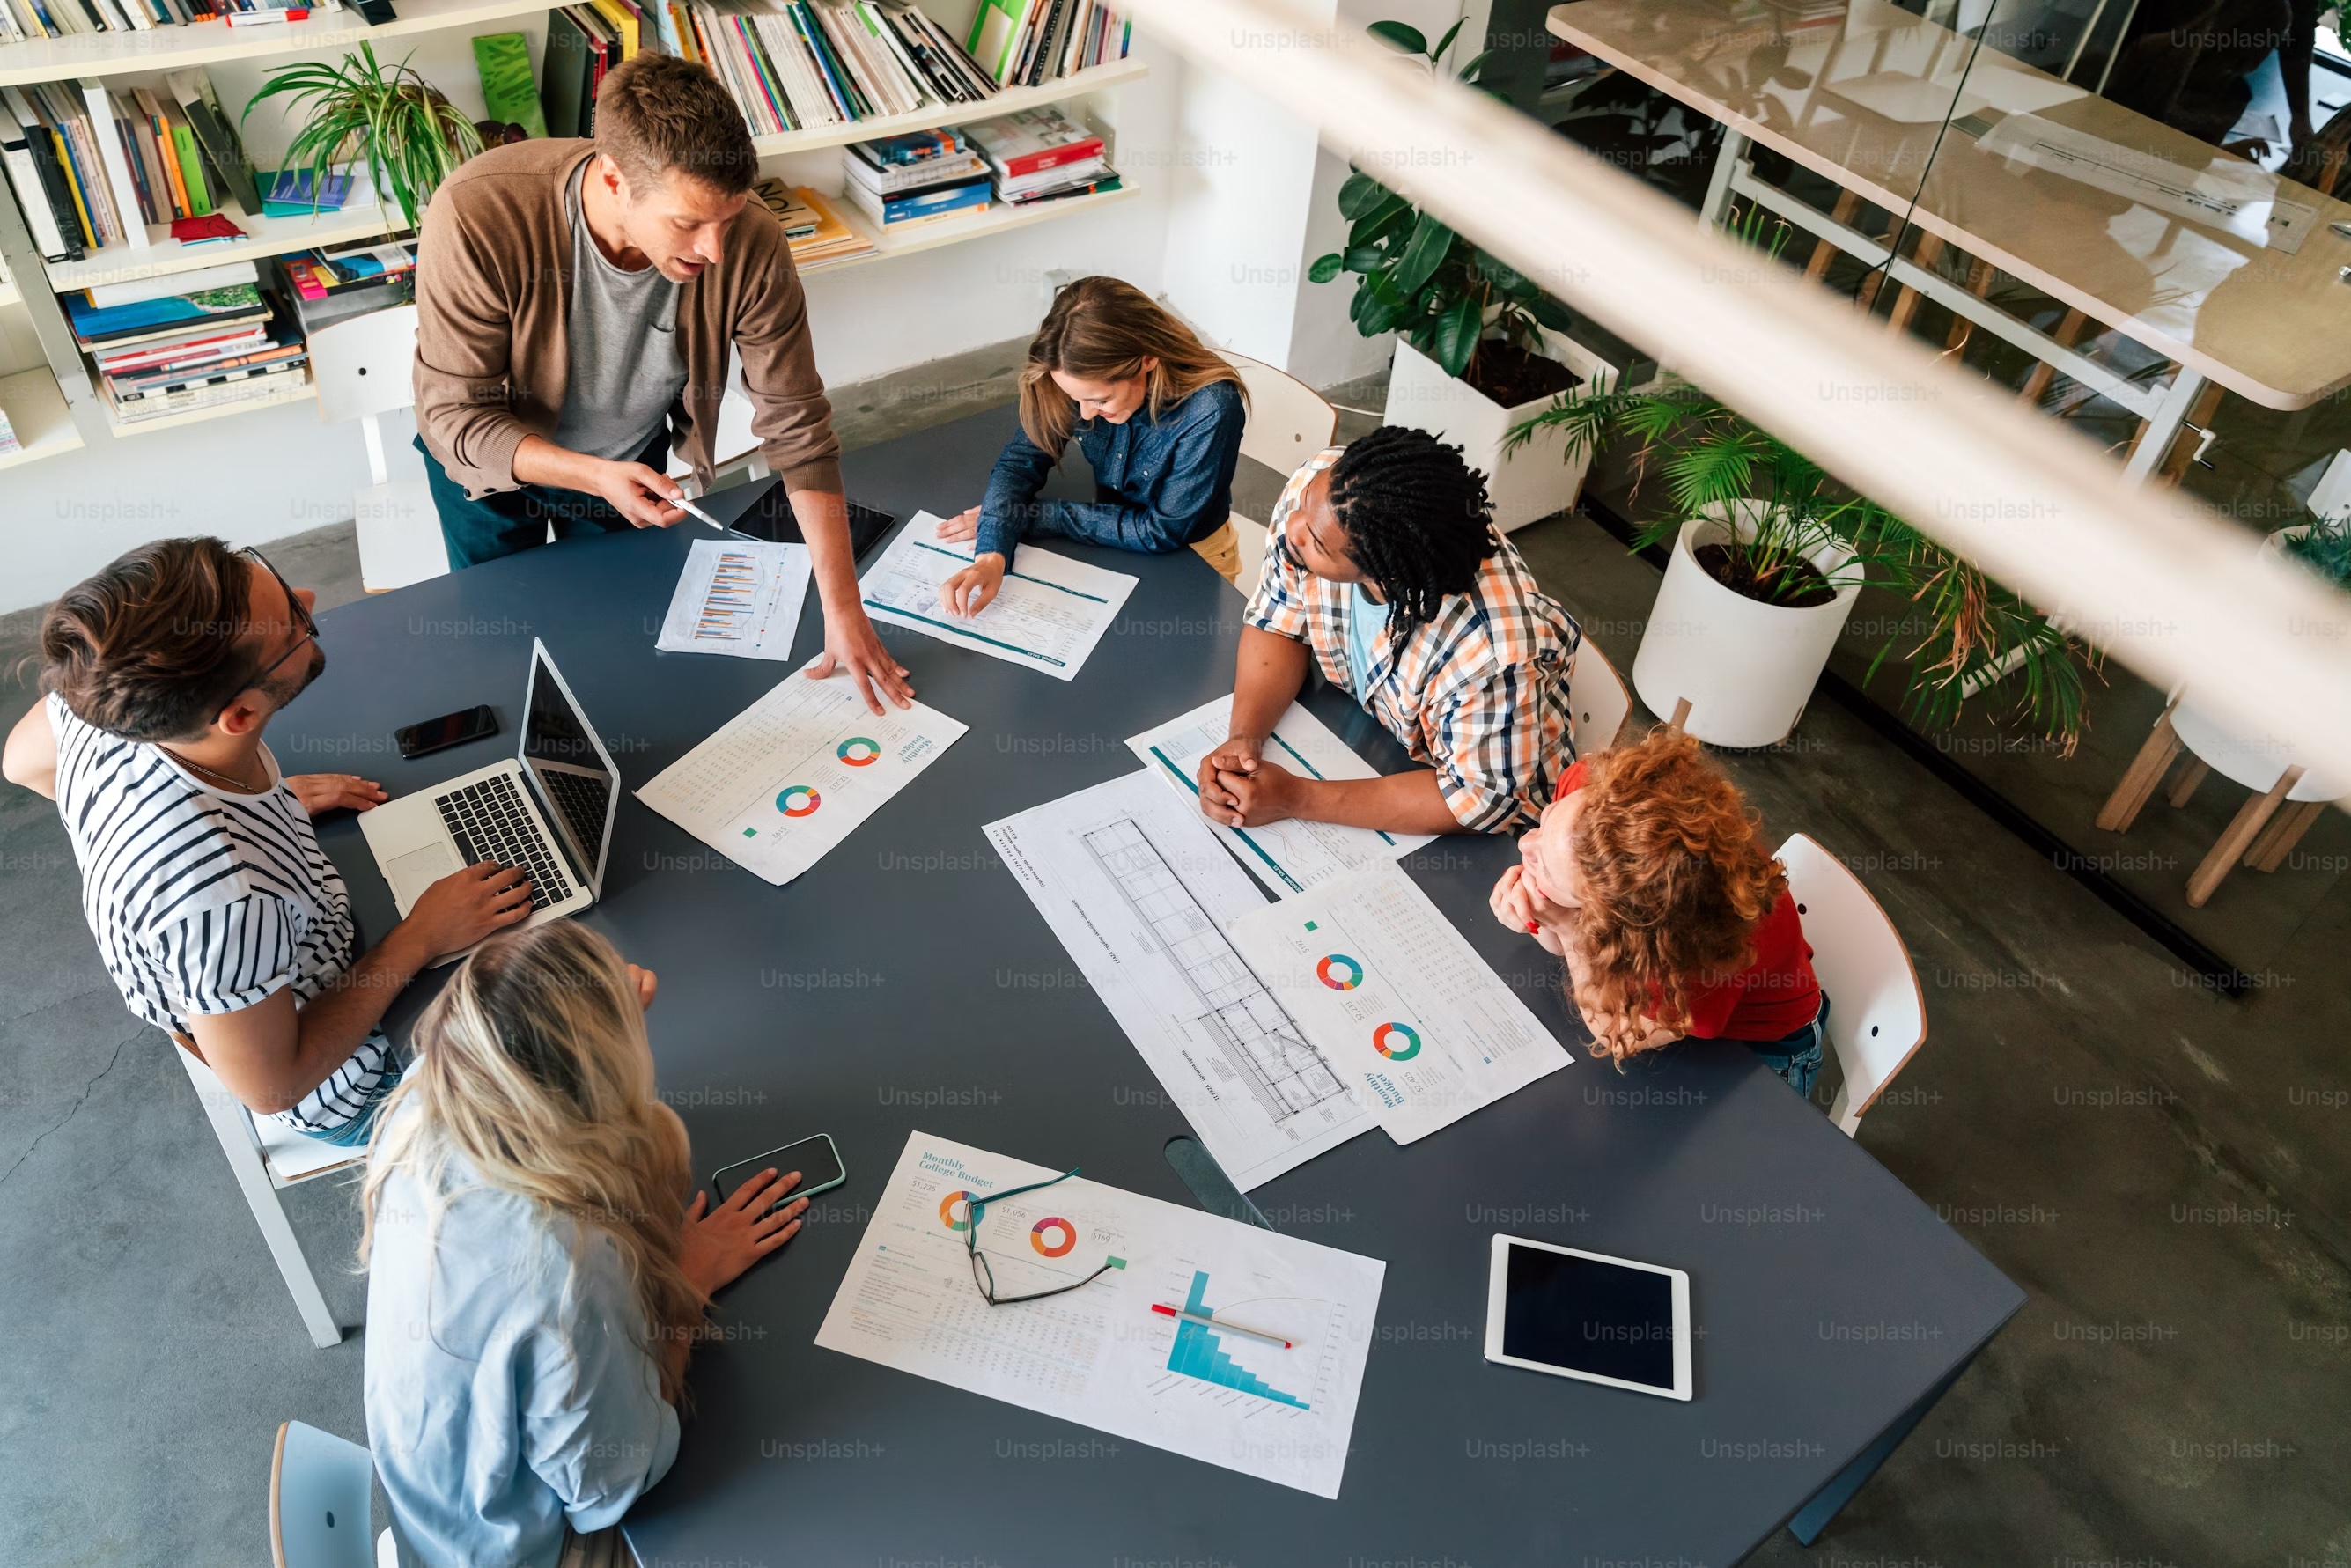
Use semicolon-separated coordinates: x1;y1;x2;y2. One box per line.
816;1132;1384;1498
859;512;1138;681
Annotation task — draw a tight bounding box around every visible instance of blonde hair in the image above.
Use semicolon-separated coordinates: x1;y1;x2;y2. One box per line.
359;923;704;1401
1016;276;1247;456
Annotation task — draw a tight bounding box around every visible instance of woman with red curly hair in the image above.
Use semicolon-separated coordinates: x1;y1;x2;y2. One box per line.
1489;727;1828;1094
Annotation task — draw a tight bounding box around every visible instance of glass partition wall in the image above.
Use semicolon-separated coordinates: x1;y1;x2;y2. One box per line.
1500;0;2351;985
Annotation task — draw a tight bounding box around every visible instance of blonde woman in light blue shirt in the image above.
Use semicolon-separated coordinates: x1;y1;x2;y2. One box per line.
360;922;807;1568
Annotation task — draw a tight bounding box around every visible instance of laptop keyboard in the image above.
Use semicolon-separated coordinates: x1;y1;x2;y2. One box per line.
539;768;610;857
433;772;575;911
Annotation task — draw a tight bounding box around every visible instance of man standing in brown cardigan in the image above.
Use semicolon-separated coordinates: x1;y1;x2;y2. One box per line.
412;53;911;712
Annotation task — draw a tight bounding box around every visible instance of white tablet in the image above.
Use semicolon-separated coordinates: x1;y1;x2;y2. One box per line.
1483;1234;1694;1401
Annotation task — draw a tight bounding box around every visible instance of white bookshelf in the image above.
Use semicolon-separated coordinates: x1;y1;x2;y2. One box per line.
45;195;399;291
750;56;1146;157
803;177;1136;276
0;0;562;89
100;366;314;434
0;363;84;468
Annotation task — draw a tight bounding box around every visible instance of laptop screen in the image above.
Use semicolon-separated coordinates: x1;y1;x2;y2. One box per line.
520;646;617;887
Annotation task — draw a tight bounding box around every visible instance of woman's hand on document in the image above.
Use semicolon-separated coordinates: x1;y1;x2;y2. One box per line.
941;553;1007;619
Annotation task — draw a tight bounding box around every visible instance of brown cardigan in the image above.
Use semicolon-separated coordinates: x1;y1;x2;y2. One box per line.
412;139;842;500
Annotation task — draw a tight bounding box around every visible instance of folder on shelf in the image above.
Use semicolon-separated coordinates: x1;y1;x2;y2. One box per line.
0;87;79;261
165;70;263;218
474;31;550;138
78;80;152;249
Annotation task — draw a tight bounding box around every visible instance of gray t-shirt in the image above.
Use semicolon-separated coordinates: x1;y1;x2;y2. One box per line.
551;166;689;463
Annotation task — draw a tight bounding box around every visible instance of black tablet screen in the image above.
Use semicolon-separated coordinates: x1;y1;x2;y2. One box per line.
1501;1244;1679;1389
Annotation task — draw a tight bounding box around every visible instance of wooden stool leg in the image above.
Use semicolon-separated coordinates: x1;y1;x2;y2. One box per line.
1884;233;1945;333
2248;799;2327;872
2096;703;2183;832
2166;758;2209;808
1806;190;1861;282
2188;768;2305;907
2020;308;2087;405
1944;256;1994;354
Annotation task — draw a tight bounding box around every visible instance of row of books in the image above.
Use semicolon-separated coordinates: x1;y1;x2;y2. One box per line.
0;72;260;263
0;0;324;41
838;106;1116;231
753;176;877;266
963;0;1131;88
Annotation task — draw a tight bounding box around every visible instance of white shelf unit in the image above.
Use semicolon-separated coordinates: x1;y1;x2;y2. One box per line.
45;196;401;292
804;178;1135;276
0;363;85;467
100;368;316;435
749;55;1145;157
0;0;561;88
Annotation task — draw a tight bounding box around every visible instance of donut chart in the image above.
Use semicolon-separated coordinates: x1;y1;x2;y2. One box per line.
836;736;881;767
938;1190;978;1232
777;784;821;817
1372;1021;1421;1061
1029;1217;1077;1257
1316;953;1364;991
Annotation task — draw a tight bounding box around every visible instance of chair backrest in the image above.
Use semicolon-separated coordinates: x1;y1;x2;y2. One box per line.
270;1421;376;1568
1772;833;1927;1123
310;305;420;425
1566;641;1632;756
1220;350;1338;476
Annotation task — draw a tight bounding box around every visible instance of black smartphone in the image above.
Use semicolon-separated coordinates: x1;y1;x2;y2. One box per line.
711;1134;846;1218
394;703;497;761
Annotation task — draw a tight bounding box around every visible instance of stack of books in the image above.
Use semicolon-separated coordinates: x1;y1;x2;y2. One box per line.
962;0;1131;88
542;3;628;140
277;239;416;335
0;0;330;38
687;0;1003;137
840;129;991;230
964;105;1120;208
64;271;308;425
0;73;260;265
755;178;878;265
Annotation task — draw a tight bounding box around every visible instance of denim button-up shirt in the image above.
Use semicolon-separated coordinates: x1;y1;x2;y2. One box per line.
974;379;1246;563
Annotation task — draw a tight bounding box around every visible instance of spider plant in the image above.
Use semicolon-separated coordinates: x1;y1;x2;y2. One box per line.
246;42;484;231
1506;377;2098;750
2282;512;2351;585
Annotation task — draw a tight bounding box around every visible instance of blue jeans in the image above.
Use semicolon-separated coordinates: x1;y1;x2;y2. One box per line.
416;429;669;569
1744;993;1830;1101
290;1052;406;1146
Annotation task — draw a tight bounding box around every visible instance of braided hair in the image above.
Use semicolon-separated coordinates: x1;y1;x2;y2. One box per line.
1324;427;1500;650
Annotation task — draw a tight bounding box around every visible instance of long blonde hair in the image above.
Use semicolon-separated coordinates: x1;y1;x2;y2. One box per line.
1017;276;1247;455
359;923;704;1401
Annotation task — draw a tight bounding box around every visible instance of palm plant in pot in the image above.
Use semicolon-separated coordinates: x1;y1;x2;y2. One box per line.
247;42;485;232
1507;378;2097;751
1306;15;1610;532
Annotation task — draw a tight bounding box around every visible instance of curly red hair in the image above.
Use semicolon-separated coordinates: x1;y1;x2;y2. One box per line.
1568;728;1786;1064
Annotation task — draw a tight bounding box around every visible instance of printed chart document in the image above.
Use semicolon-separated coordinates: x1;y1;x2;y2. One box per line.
816;1131;1384;1498
1976;114;2285;239
1229;862;1573;1144
1127;696;1437;896
637;671;965;886
984;770;1378;1189
859;511;1137;681
654;536;812;661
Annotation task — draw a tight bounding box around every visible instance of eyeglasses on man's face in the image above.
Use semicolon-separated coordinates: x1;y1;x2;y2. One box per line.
218;548;320;724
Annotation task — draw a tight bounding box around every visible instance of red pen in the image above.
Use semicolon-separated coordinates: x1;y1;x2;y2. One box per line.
1152;1301;1292;1348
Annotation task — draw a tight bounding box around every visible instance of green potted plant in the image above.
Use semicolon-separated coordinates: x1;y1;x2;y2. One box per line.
247;42;485;231
1507;378;2096;751
2275;511;2351;584
1306;15;1607;532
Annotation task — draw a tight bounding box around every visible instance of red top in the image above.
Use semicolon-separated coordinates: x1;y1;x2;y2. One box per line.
1554;759;1821;1041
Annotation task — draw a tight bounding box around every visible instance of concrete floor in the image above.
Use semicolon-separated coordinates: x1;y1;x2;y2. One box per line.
1;353;2346;1567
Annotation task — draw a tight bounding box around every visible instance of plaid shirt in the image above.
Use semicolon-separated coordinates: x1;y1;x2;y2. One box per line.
1244;448;1581;832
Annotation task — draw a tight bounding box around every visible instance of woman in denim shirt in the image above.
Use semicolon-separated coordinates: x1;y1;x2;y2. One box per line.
938;275;1249;615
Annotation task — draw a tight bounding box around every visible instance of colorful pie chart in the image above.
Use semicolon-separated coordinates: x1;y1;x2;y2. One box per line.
837;736;881;767
1030;1217;1077;1257
1316;953;1364;991
938;1190;977;1232
777;784;821;817
1372;1021;1421;1061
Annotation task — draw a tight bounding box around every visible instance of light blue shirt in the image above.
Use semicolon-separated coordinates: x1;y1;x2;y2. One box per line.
1345;583;1392;699
365;1107;681;1568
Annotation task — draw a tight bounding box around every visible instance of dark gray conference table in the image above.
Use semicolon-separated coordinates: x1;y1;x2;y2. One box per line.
280;404;2022;1568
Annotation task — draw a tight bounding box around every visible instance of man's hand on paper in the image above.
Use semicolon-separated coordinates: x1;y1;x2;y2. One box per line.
940;553;1006;619
1205;754;1306;828
805;600;914;715
1195;733;1265;821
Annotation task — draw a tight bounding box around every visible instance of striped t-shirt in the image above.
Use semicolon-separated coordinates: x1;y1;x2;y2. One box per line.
46;693;394;1135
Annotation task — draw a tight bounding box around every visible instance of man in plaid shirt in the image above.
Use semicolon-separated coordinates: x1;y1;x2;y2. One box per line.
1197;428;1582;836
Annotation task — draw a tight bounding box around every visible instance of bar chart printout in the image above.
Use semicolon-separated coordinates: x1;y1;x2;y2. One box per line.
815;1132;1384;1498
654;537;813;660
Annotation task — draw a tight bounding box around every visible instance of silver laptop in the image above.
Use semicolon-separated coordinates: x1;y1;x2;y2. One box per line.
360;640;619;960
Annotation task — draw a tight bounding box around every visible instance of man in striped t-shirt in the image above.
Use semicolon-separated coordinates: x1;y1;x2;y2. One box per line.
4;539;534;1142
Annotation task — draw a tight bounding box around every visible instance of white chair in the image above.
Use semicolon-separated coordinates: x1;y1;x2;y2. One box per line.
669;350;769;490
1220;350;1339;600
1566;640;1632;756
309;305;449;593
270;1420;396;1568
1772;833;1928;1136
177;1044;361;1349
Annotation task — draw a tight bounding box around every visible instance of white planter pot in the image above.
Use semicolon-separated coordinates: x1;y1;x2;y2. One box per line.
1631;511;1861;749
1382;329;1616;534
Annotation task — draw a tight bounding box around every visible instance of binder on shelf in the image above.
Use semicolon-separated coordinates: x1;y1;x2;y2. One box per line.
165;70;262;218
0;89;77;261
474;32;550;139
78;80;151;249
